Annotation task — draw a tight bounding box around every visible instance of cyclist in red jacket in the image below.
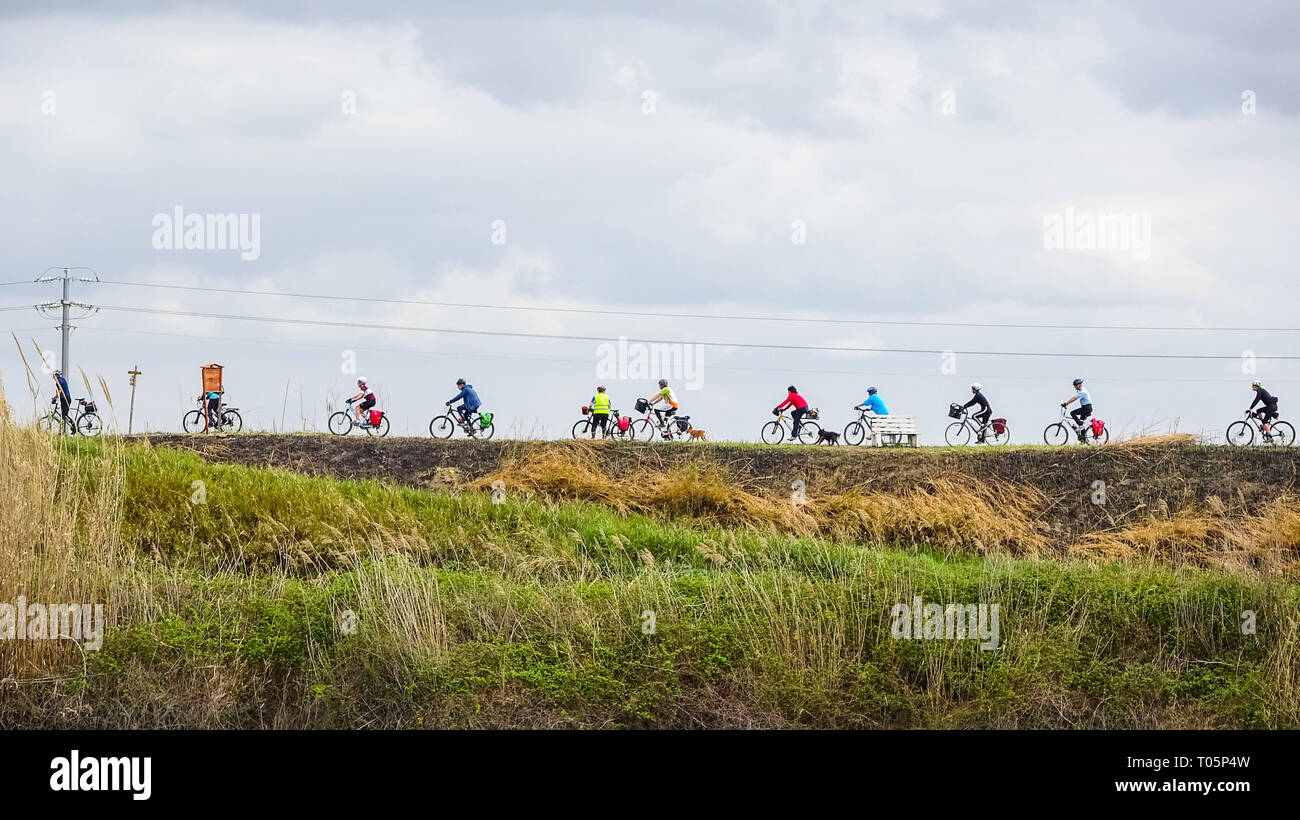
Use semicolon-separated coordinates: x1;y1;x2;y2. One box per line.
774;386;810;440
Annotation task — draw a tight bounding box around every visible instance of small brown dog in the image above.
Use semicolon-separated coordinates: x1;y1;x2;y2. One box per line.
816;429;840;445
688;428;708;441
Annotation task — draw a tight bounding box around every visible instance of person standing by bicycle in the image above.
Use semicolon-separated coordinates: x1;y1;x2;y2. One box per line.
963;382;992;442
348;377;376;424
446;378;481;424
589;385;612;438
52;369;72;433
1061;378;1093;442
648;378;678;424
1249;380;1280;439
857;386;888;416
774;385;810;439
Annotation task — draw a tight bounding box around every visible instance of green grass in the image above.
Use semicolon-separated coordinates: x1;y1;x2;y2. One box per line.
7;437;1299;728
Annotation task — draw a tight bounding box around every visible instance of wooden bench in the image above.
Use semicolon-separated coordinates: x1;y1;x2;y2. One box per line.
870;415;920;447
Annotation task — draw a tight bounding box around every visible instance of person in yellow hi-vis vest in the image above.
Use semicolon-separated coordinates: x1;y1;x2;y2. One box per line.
589;385;612;438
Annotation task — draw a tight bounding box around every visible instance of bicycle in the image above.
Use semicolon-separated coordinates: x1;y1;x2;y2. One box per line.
630;399;692;441
1226;410;1294;446
39;396;102;436
1042;406;1107;445
328;400;390;437
430;405;495;439
182;396;242;433
761;408;821;444
572;409;633;440
944;405;1009;446
843;406;881;446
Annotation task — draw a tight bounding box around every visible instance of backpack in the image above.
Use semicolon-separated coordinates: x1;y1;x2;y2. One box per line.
1091;418;1105;437
369;409;383;426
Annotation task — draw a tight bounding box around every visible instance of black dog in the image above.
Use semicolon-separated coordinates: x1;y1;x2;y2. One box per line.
816;429;840;445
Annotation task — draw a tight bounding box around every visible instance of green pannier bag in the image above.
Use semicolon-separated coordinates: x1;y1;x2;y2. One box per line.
479;412;493;429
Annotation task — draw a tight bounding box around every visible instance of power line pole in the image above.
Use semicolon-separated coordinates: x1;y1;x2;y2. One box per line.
128;365;142;434
34;266;99;377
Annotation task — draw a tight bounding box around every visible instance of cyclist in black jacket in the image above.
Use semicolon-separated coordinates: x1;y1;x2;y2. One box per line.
1249;380;1280;438
963;382;992;442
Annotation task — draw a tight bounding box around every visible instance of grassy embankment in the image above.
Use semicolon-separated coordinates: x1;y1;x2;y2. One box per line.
3;406;1298;728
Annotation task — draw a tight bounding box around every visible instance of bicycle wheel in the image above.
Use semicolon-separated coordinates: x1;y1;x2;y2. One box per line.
328;411;353;435
944;421;971;446
843;420;867;446
989;423;1011;446
366;415;390;437
77;413;103;437
37;412;60;434
1225;420;1252;446
476;417;495;440
633;419;656;440
761;421;784;444
429;415;456;438
795;421;821;444
182;409;206;433
1270;421;1294;446
572;419;593;439
221;410;242;432
1043;422;1070;446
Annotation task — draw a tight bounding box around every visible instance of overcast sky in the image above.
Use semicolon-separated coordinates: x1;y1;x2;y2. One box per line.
1;0;1297;442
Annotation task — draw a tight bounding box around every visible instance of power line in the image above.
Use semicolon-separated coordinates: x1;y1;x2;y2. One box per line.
79;323;1300;384
91;303;1296;360
94;278;1292;333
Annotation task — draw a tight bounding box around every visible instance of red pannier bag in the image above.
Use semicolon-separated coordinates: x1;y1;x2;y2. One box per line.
370;409;383;426
618;416;630;432
991;418;1006;434
1091;418;1105;437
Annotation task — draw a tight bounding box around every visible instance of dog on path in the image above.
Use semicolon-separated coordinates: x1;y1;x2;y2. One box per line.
816;429;840;445
688;428;708;441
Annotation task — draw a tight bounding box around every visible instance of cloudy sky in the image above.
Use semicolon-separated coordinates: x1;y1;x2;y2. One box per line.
1;0;1297;441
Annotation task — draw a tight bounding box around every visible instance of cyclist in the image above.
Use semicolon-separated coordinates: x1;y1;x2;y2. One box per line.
648;378;679;427
589;385;612;438
1061;378;1093;442
202;361;224;431
857;386;888;416
774;385;810;439
963;382;992;442
1249;380;1280;439
348;377;376;423
52;369;72;433
446;378;481;425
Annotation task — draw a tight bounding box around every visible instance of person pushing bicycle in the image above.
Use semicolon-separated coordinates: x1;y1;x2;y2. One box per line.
52;369;72;433
589;385;612;438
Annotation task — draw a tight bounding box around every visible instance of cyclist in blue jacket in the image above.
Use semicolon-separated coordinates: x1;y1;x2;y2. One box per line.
857;386;888;416
446;378;481;424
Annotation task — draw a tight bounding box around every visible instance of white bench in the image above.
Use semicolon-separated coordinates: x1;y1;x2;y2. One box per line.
871;415;920;447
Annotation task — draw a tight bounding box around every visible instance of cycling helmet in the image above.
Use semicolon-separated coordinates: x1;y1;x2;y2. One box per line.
53;369;62;376
970;382;981;391
357;377;367;384
787;385;797;393
1253;380;1263;388
867;386;877;394
1072;378;1084;386
658;379;668;388
596;385;606;391
456;378;466;386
